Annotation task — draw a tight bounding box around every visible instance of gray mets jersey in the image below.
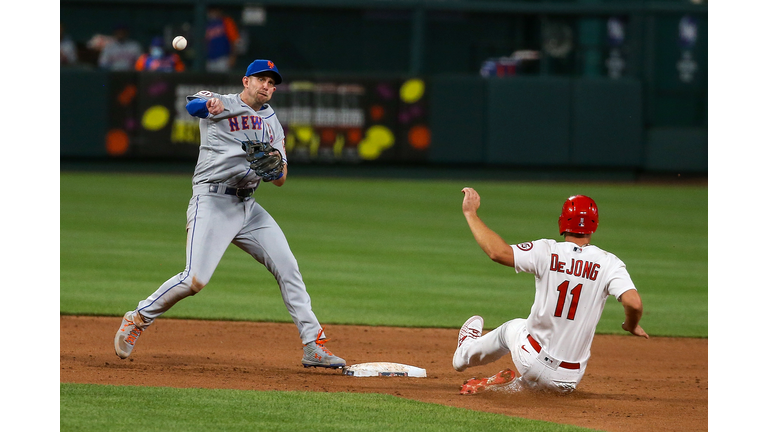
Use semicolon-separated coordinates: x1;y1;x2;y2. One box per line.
115;59;346;369
186;90;287;189
131;90;327;347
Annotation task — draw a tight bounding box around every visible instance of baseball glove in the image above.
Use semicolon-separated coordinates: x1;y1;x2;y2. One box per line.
241;139;284;182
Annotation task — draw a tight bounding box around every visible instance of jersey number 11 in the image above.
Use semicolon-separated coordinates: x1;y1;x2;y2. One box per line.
554;280;583;320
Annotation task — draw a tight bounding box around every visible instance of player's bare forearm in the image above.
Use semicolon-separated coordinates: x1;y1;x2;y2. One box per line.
271;164;287;187
462;188;516;267
465;214;516;266
619;290;649;339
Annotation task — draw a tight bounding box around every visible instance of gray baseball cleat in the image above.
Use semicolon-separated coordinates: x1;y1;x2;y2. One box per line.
453;315;484;372
114;311;146;359
302;328;346;369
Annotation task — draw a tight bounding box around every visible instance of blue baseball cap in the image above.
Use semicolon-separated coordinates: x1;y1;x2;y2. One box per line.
245;59;282;85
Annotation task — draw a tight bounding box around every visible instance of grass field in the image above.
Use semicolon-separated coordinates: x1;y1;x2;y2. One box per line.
61;172;707;336
59;171;707;431
61;383;596;432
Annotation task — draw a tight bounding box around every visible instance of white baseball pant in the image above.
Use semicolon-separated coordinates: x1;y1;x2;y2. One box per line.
454;318;587;393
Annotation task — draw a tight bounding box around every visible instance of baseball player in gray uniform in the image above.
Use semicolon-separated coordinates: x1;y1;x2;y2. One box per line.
114;59;346;369
453;189;648;394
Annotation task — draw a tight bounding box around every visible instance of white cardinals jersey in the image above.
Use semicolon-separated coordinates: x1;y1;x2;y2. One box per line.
513;239;636;364
186;91;286;190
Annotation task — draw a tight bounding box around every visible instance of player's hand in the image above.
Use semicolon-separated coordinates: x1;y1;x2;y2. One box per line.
206;98;225;115
462;187;481;215
622;322;650;339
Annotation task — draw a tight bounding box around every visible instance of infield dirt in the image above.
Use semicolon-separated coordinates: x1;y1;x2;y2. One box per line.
60;316;707;432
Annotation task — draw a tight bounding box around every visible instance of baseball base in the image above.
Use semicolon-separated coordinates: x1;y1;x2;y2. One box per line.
342;362;427;377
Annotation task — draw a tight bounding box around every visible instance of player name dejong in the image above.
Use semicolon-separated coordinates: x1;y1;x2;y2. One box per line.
549;254;600;280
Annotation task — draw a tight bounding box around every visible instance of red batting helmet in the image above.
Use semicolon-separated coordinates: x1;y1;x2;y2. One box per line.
558;195;599;235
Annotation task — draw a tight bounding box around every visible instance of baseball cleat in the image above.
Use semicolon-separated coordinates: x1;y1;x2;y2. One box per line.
460;369;516;395
301;328;346;369
453;315;484;372
114;311;146;359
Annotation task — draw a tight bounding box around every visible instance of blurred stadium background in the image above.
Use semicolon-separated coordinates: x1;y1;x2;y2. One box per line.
60;0;707;179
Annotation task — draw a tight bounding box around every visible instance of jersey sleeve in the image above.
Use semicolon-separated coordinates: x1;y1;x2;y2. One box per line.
512;239;552;277
185;91;237;120
185;98;209;118
186;90;222;102
606;257;637;300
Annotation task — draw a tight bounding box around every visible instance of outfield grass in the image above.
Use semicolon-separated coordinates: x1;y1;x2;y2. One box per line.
60;172;707;338
60;383;598;432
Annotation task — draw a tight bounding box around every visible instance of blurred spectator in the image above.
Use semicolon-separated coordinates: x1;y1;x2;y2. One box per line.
60;23;78;66
206;7;241;72
86;32;116;67
98;24;143;71
135;37;185;72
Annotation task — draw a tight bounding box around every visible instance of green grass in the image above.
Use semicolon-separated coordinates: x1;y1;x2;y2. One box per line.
60;383;598;432
60;172;707;337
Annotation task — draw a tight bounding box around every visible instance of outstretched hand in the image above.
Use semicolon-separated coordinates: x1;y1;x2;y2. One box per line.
462;187;481;215
622;322;650;339
206;97;225;116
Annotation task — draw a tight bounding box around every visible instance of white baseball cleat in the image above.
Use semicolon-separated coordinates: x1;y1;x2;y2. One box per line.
453;315;484;372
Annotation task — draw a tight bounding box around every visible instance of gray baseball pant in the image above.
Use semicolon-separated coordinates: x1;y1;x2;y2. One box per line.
135;188;325;344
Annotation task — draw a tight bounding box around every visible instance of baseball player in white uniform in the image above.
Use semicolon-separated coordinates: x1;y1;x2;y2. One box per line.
114;59;345;369
453;188;648;394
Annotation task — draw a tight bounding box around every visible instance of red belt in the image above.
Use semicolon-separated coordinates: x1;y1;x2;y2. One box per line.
527;334;580;370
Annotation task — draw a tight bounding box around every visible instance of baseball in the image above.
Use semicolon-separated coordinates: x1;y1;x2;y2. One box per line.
172;36;187;50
